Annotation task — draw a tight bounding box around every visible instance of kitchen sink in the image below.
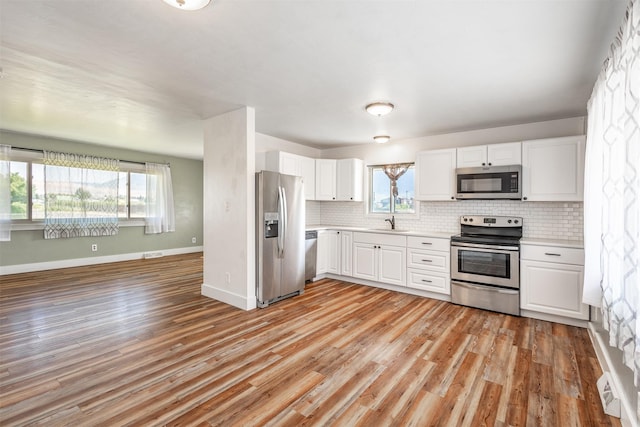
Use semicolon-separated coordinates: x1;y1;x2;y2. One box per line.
369;229;412;233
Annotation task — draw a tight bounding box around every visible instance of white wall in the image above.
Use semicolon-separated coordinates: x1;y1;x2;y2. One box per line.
202;107;256;310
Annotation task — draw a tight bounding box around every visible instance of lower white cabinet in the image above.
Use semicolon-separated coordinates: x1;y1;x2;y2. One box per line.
317;230;351;277
352;232;406;286
406;236;451;295
340;231;353;277
317;230;340;275
520;244;589;320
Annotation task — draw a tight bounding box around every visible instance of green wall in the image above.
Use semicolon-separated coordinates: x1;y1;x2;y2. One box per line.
0;131;203;267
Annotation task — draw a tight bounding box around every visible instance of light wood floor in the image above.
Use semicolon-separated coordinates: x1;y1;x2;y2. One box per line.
0;253;618;426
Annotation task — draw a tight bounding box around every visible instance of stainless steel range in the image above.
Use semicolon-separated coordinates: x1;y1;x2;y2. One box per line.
450;215;522;316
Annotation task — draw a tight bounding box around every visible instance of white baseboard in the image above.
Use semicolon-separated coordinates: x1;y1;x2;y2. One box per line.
0;246;203;275
520;309;589;328
201;283;257;311
588;322;639;427
313;273;452;303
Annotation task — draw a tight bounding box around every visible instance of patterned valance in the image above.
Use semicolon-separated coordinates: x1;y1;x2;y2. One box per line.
44;151;119;171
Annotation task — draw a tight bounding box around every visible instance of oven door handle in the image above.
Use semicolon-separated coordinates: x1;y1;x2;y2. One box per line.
451;242;519;252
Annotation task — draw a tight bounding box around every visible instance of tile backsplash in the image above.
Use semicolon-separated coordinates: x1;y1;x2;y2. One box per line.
307;200;583;241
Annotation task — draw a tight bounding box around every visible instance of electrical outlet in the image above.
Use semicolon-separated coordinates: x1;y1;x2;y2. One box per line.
191;237;197;244
91;244;98;252
225;272;231;284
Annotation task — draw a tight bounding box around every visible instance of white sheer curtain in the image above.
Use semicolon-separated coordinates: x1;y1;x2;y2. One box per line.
43;151;120;239
583;0;639;387
0;144;11;242
145;162;175;234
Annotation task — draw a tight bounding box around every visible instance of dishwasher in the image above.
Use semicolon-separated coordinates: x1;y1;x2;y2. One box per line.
305;230;317;282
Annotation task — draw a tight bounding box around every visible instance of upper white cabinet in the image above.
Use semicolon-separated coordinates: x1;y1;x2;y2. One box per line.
457;142;522;168
316;158;363;201
336;159;364;201
315;159;337;200
522;136;585;201
265;151;316;200
415;148;457;201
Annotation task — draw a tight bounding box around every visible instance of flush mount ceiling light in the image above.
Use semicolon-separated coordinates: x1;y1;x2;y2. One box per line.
162;0;211;10
366;102;394;117
373;135;391;144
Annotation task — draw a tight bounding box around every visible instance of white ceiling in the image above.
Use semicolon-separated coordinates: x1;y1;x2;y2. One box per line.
0;0;627;159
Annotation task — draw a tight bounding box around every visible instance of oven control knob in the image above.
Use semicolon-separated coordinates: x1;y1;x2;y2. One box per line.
514;219;519;224
469;218;473;222
463;218;468;222
508;219;512;223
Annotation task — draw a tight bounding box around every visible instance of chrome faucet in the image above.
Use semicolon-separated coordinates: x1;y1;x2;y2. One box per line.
385;215;396;230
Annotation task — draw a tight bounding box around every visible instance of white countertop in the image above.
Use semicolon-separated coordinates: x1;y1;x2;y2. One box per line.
306;225;452;239
520;238;584;249
307;225;584;247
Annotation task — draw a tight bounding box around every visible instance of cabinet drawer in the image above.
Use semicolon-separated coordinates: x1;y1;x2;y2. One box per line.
353;232;407;247
407;236;450;252
407;249;449;272
521;245;584;265
407;269;450;294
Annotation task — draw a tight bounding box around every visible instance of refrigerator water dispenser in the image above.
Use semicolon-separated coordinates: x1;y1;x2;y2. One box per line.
264;212;279;238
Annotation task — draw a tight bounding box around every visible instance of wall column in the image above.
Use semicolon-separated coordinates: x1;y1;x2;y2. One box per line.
201;107;256;310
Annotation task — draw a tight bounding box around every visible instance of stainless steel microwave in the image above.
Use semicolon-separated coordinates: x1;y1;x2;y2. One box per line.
455;165;522;200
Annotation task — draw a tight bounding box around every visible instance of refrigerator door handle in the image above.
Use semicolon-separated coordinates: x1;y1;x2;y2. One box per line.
277;186;285;257
281;186;288;256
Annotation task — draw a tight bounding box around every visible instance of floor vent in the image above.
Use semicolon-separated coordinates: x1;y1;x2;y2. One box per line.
597;372;621;418
143;251;164;259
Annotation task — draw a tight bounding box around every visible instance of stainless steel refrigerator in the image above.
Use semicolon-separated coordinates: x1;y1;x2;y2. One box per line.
256;171;305;308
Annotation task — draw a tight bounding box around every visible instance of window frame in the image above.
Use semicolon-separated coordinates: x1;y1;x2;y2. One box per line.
7;150;148;230
365;163;419;219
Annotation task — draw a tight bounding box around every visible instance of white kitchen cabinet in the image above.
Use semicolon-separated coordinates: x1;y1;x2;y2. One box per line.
315;159;337;201
316;230;329;274
265;151;316;200
353;243;378;281
415;148;457;201
336;159;364;201
406;236;451;295
457;142;522;168
316;158;364;202
353;232;406;286
522;136;585;201
340;231;353;276
520;243;589;320
316;230;340;275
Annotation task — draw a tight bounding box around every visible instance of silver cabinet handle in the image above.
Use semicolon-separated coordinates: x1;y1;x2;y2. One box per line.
421;279;432;283
421;259;433;262
421;242;432;245
544;252;561;256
